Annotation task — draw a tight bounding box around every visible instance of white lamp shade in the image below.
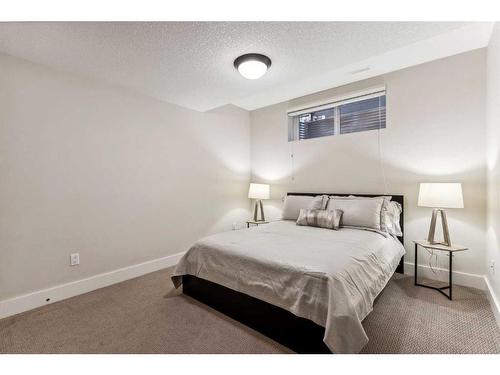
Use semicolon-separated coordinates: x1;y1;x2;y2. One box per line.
418;183;464;208
248;183;270;200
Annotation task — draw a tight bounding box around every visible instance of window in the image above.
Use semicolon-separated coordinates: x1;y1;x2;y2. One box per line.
288;88;386;141
298;108;335;140
340;95;386;134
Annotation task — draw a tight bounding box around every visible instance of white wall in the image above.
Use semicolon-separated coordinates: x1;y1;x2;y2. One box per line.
0;42;492;308
251;49;487;280
486;24;500;302
0;53;251;301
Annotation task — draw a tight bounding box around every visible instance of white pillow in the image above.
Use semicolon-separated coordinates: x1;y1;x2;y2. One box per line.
327;196;384;230
309;195;329;210
282;195;328;220
343;195;402;236
384;201;403;236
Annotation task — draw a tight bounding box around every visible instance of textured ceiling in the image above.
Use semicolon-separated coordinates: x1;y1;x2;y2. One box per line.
0;22;488;111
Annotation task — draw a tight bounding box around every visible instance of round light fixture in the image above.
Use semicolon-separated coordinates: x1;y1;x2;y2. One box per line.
234;53;272;80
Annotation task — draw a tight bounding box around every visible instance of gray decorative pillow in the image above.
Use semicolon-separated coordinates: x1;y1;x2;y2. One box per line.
296;209;343;230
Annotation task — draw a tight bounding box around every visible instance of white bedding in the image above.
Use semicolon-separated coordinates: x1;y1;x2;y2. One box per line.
171;220;405;353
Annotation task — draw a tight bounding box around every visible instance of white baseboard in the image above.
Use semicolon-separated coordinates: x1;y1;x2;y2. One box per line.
0;251;185;320
484;276;500;328
404;261;486;290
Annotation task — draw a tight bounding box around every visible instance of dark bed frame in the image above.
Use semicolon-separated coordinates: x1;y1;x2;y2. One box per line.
183;193;405;353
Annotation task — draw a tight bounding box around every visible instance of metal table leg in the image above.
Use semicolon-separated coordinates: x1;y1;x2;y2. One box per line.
449;252;453;300
414;243;418;285
414;243;452;300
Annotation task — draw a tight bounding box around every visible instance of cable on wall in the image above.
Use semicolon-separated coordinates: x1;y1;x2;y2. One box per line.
424;247;441;275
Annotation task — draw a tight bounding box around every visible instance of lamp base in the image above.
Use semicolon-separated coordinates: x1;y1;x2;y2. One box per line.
253;200;265;222
427;208;452;247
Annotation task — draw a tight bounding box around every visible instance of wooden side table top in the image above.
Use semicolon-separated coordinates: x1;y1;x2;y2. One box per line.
413;240;468;252
246;220;269;225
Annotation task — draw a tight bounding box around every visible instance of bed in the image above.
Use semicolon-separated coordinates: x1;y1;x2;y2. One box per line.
172;193;405;354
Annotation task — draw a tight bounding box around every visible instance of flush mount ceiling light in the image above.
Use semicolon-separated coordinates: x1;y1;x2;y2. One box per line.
234;53;272;80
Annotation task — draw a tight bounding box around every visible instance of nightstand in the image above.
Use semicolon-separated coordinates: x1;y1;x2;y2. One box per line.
413;240;468;300
246;220;269;228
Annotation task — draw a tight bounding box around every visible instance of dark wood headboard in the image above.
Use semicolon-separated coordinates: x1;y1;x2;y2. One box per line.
287;192;405;274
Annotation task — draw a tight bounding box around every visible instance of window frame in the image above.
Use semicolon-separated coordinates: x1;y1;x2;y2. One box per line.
287;86;386;142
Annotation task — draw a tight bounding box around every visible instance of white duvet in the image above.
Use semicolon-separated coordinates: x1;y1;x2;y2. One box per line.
172;220;405;353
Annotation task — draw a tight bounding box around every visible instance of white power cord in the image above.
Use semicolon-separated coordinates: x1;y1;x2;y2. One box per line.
377;94;440;272
424;247;440;275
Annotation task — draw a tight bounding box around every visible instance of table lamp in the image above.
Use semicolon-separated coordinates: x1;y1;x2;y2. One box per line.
418;183;464;247
248;183;270;222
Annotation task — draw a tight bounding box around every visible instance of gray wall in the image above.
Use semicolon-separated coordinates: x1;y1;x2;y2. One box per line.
250;49;487;278
0;53;251;301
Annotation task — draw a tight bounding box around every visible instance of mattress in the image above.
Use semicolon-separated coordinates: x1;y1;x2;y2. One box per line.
172;220;405;353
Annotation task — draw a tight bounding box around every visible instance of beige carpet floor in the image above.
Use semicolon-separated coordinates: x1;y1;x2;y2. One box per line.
0;267;499;354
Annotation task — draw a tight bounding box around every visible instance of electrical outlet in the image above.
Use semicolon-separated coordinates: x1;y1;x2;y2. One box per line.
70;253;80;266
232;223;237;230
491;259;496;275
